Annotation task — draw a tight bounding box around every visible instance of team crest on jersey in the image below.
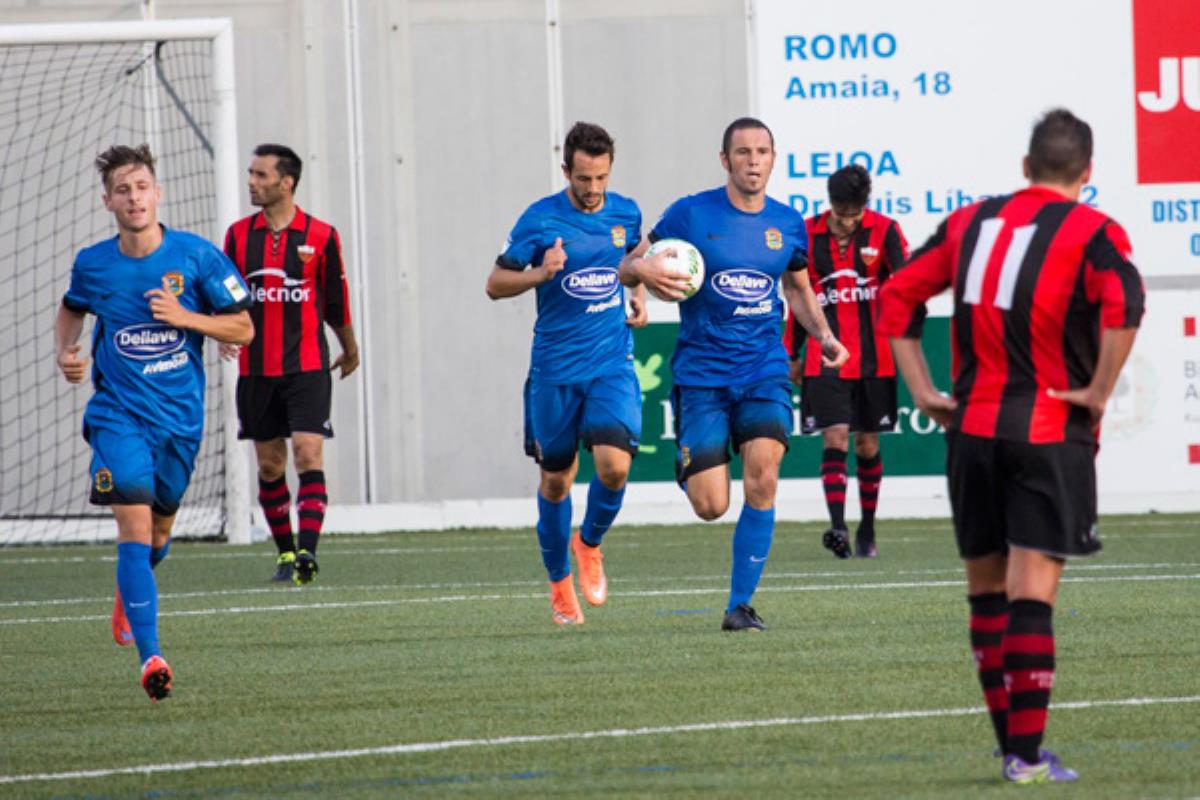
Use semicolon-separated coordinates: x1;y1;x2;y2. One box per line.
681;446;692;469
163;272;184;296
297;244;316;264
765;228;783;250
860;246;880;268
95;468;113;493
611;226;626;248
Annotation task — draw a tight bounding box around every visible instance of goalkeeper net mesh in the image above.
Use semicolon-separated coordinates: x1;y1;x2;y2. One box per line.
0;38;229;544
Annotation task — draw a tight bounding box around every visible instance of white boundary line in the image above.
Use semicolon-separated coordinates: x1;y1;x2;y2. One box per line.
4;561;1194;609
3;572;1198;627
2;695;1198;786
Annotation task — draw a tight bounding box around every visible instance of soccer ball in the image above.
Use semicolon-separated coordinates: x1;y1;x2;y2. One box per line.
645;238;704;302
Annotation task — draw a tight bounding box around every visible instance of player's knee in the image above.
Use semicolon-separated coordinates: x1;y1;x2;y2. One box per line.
743;469;778;507
540;474;573;502
854;437;879;459
691;494;729;521
594;463;628;490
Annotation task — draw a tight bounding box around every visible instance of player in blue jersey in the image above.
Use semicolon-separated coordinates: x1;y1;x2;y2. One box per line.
486;122;648;625
621;118;849;631
54;145;253;701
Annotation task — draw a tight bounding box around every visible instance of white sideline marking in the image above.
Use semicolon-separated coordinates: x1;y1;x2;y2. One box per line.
5;561;1192;610
1;695;1197;786
3;572;1198;626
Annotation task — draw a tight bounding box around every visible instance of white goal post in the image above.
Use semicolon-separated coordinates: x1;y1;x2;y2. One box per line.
0;18;249;545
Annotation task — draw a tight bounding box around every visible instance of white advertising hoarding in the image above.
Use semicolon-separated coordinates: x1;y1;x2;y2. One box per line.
752;0;1200;509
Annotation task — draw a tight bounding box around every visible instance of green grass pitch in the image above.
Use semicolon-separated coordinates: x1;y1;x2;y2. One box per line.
1;514;1198;798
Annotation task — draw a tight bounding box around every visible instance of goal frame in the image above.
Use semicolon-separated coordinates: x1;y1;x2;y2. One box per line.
0;18;250;544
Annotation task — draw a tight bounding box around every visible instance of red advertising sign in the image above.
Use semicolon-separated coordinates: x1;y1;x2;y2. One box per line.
1133;0;1200;183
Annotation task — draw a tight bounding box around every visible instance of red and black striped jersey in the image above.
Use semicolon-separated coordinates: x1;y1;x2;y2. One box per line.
877;186;1145;445
224;207;352;377
783;209;907;379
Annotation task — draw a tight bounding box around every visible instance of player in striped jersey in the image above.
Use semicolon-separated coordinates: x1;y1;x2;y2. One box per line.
879;109;1145;783
222;144;360;586
784;165;908;558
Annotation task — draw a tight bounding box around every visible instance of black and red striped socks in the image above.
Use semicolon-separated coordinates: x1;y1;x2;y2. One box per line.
297;470;328;554
820;448;848;530
258;475;294;555
856;452;883;534
1003;599;1056;763
968;592;1010;751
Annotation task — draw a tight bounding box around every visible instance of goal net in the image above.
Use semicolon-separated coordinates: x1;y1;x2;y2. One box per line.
0;19;247;545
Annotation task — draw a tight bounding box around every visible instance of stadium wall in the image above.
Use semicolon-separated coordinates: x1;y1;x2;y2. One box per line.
1;0;1196;536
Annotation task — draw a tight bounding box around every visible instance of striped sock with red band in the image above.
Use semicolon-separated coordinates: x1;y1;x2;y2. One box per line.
297;470;328;554
968;592;1010;752
1004;599;1056;763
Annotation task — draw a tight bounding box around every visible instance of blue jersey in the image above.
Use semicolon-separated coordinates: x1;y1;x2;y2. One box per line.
64;227;251;440
651;187;808;388
498;190;641;385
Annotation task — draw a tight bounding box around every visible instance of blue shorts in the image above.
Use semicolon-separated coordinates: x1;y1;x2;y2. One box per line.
83;407;201;517
671;380;792;484
524;366;642;473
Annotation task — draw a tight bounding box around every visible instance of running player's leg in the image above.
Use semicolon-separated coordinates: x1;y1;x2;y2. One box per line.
285;371;334;585
672;385;734;521
528;379;585;624
721;381;791;630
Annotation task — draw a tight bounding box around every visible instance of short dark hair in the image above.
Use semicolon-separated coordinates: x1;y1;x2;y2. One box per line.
253;143;303;190
1027;108;1092;183
95;144;155;189
562;122;614;172
827;164;872;208
721;117;774;155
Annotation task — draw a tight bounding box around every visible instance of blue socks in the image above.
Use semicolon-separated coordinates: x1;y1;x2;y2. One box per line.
536;492;572;582
580;477;625;547
728;505;775;612
150;539;170;569
116;542;160;663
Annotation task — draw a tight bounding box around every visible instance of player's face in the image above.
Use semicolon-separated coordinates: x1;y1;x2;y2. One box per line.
828;203;865;239
248;156;290;208
563;151;611;213
721;128;775;197
102;164;160;234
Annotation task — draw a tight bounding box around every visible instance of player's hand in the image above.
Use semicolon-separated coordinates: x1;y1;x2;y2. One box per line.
145;277;192;328
538;237;567;283
1047;386;1106;427
788;357;803;386
218;343;240;361
914;388;957;429
56;344;89;384
626;286;648;328
819;334;850;369
331;348;360;379
637;248;691;301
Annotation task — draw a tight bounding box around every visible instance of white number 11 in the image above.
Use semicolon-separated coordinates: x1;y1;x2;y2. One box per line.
961;219;1037;310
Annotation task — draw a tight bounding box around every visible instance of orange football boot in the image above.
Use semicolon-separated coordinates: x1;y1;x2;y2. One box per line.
571;531;608;606
112;588;133;646
140;655;173;702
549;575;584;625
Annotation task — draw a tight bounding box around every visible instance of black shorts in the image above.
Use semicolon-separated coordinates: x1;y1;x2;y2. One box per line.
946;431;1100;560
800;375;897;434
236;371;334;441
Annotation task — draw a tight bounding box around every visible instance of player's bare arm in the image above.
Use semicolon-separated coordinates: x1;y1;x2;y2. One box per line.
618;240;690;300
54;303;89;384
625;283;648;328
890;336;956;428
486;237;567;299
1046;326;1139;426
782;269;848;368
330;322;361;379
145;278;253;345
